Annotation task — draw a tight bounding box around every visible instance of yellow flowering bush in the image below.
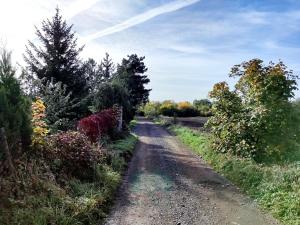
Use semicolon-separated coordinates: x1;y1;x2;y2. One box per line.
31;98;49;147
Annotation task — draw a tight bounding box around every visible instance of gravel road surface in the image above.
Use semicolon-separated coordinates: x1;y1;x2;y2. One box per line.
105;119;281;225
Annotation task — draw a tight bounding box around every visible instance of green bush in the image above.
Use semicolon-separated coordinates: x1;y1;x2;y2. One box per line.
159;100;178;117
208;59;298;161
141;101;161;118
141;100;210;118
91;81;133;123
291;100;300;145
0;162;121;225
193;99;212;116
0;48;32;156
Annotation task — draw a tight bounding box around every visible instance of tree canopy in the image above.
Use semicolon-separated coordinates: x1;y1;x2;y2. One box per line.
24;8;87;98
208;59;298;161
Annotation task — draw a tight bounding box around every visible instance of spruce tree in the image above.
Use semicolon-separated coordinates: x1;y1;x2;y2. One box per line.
100;52;115;81
83;53;115;93
24;8;87;98
40;79;80;132
83;58;102;94
0;48;31;155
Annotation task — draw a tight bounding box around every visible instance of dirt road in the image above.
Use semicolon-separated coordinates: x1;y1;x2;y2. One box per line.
105;119;280;225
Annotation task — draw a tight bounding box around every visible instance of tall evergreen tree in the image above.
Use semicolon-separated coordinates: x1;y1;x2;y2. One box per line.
23;8;87;98
115;54;150;109
83;53;114;94
83;58;102;94
100;52;115;81
0;48;31;154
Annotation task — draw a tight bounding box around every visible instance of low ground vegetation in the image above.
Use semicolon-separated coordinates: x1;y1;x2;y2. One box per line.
0;134;137;225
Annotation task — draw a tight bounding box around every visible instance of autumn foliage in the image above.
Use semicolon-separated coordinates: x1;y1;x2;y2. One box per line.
31;98;49;147
46;131;104;178
208;59;298;161
78;108;119;142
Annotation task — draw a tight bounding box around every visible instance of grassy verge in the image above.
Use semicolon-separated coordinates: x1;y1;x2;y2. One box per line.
169;125;300;225
0;134;138;225
108;134;138;173
129;119;137;130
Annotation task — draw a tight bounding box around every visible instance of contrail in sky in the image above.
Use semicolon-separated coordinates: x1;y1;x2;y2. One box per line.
82;0;200;42
65;0;103;19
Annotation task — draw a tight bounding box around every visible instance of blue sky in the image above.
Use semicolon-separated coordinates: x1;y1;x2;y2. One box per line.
1;0;300;101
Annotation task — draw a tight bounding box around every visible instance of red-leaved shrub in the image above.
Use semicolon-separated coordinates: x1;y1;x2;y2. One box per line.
78;108;119;142
46;131;105;179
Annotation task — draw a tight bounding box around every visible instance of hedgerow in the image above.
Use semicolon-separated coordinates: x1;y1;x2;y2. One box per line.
141;100;210;118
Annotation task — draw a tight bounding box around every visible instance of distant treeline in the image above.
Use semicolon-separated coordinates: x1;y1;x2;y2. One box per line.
139;99;212;117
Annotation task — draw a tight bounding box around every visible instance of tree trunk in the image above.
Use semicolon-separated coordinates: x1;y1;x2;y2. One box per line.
0;127;15;175
118;106;123;131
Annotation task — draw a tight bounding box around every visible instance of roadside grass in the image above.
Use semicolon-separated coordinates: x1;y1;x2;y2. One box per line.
0;133;138;225
129;119;137;130
3;165;120;225
108;134;138;172
170;125;300;225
